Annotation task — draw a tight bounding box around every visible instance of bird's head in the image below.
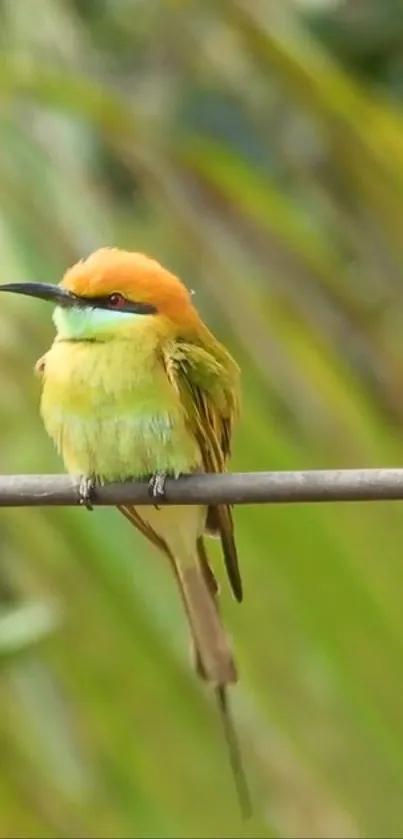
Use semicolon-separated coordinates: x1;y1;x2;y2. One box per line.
0;248;198;341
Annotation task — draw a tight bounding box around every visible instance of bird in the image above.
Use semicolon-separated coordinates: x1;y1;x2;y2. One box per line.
0;247;250;816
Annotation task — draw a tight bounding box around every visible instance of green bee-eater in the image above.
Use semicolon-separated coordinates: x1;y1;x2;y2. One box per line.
0;247;250;815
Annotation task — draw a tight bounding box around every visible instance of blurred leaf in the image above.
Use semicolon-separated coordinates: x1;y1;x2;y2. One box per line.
2;0;403;837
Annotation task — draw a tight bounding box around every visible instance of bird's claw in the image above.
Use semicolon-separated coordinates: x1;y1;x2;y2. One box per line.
148;473;168;510
78;476;95;511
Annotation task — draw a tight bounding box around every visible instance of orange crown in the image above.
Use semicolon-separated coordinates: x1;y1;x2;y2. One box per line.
60;248;197;325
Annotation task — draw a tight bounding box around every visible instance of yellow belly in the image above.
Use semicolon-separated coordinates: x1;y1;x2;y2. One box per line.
39;338;200;480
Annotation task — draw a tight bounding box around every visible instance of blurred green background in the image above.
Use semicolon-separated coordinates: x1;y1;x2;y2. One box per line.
3;0;403;836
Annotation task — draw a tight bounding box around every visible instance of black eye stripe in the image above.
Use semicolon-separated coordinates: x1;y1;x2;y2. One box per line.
76;295;157;315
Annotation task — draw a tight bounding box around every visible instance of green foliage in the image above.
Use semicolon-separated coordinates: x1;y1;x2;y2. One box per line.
1;0;403;835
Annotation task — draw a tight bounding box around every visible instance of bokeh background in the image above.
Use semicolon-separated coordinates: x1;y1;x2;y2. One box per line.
2;0;403;836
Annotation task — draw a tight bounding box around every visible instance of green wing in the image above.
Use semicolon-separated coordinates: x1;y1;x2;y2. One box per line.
162;339;243;602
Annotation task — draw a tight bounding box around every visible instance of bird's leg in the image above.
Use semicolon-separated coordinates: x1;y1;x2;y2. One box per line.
148;472;169;510
78;475;96;512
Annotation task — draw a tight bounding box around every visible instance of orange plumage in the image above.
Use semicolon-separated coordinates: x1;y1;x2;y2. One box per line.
61;248;197;328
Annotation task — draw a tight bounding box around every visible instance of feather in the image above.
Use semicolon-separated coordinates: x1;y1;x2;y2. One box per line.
34;353;47;378
118;502;234;681
161;339;243;602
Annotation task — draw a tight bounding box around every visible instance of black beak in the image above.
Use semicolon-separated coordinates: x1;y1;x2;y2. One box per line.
0;282;78;308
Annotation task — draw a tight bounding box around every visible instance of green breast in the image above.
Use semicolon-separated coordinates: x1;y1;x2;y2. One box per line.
40;339;200;481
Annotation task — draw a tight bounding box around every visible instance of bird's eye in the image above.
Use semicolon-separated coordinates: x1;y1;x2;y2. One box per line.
108;292;126;309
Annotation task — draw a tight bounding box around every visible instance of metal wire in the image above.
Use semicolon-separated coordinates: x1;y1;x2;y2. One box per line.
0;468;403;506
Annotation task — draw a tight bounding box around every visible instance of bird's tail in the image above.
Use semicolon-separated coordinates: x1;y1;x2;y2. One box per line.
171;537;251;819
174;540;237;685
118;504;251;817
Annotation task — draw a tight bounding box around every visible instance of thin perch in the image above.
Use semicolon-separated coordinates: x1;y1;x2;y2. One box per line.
0;468;403;506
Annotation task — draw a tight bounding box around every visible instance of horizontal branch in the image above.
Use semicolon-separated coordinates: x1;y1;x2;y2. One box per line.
0;469;403;507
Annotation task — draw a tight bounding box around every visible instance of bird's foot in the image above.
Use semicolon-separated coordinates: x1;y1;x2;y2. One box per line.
78;475;96;512
148;472;169;510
